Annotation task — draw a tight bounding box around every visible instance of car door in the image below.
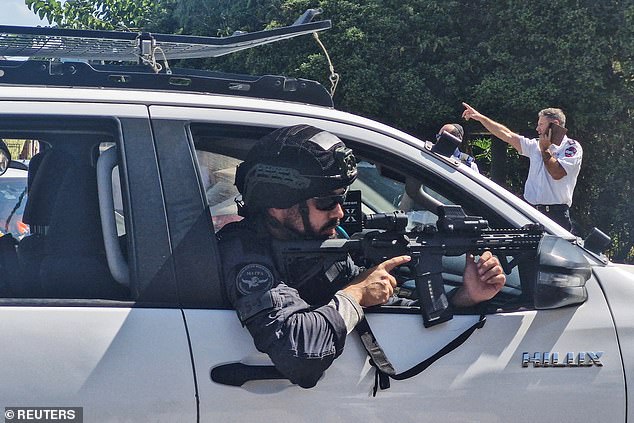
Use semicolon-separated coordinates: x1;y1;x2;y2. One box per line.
150;106;624;423
0;100;196;422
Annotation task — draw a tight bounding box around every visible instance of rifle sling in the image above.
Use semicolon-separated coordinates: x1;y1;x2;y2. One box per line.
355;313;487;396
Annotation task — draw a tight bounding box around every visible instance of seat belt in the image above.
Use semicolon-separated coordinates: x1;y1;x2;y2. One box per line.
354;313;487;396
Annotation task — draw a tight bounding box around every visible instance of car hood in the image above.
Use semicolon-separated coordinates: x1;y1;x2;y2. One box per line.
593;262;634;415
594;262;634;305
610;262;634;275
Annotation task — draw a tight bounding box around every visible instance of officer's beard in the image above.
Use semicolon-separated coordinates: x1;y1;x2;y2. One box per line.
265;205;339;240
316;218;341;239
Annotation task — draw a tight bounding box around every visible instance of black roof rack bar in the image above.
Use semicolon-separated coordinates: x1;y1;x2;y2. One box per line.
0;11;331;60
0;59;334;107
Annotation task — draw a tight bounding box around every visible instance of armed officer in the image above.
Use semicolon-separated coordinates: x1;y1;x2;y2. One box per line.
217;124;506;388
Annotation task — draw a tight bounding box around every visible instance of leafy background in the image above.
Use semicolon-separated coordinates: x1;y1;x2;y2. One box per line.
26;0;634;262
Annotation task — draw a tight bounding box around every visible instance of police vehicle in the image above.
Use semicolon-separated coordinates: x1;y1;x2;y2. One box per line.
0;11;631;422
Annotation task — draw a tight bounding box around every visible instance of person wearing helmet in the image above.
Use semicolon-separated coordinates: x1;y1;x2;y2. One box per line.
217;124;505;388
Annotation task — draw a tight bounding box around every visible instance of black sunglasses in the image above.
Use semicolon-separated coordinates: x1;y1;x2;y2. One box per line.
312;189;348;211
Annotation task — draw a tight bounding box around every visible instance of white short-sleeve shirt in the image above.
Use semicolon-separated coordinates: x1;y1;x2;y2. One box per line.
518;135;583;207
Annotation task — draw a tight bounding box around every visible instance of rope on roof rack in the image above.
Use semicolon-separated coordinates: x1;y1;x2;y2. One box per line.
134;33;171;74
313;32;339;99
135;45;172;74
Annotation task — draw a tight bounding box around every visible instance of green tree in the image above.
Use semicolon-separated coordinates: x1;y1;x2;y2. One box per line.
26;0;634;261
25;0;176;30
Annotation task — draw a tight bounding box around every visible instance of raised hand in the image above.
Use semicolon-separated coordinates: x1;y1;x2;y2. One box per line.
462;102;483;121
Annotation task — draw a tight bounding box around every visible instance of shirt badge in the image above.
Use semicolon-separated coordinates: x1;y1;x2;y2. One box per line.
564;146;577;157
236;263;274;295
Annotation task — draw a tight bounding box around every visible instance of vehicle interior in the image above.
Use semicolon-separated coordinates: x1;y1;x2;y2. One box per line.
0;118;539;313
191;123;538;314
0;117;131;300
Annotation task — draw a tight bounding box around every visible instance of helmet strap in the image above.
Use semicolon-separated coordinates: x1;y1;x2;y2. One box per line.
264;204;312;240
298;200;317;239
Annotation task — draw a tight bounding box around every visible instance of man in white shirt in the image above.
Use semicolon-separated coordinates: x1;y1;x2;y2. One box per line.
461;103;582;231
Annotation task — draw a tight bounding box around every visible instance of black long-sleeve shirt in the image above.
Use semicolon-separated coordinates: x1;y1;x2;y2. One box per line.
217;217;363;388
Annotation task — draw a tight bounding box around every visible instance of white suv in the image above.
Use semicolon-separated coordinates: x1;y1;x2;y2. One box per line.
0;14;631;423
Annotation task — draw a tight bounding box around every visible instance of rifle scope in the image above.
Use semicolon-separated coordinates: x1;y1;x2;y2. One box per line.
363;211;408;232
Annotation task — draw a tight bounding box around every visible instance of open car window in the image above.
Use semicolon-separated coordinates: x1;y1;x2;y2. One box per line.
191;123;531;313
0;118;134;301
195;150;243;231
349;159;524;311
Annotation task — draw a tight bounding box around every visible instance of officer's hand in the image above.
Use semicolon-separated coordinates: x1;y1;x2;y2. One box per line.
451;251;505;308
462;102;484;122
539;128;552;151
343;255;411;307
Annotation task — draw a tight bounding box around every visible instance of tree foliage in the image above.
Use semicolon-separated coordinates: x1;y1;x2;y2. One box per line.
25;0;175;30
26;0;634;262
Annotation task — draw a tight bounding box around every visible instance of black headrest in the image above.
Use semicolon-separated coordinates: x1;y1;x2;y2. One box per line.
23;149;69;226
26;149;48;194
23;147;104;254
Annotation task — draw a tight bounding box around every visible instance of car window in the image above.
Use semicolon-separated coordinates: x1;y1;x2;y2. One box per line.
351;161;455;226
0;118;132;301
0;168;29;240
0;139;39;240
195;150;243;231
192;143;455;231
191;123;527;313
352;160;523;310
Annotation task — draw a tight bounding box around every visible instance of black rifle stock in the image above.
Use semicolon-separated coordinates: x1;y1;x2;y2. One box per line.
274;205;543;327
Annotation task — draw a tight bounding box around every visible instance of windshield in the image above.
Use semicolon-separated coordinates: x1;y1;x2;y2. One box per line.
0;169;28;239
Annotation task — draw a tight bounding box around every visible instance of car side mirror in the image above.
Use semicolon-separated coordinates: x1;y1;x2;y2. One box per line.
583;227;611;255
533;235;591;309
431;131;461;157
0;141;11;176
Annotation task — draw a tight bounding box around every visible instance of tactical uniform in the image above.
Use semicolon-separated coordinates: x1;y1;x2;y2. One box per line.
218;124;363;388
218;215;363;388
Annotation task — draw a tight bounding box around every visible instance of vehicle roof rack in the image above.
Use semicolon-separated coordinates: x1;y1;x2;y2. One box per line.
0;59;334;107
0;9;334;107
0;9;330;61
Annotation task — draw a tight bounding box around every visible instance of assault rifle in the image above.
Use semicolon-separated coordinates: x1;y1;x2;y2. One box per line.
273;205;544;327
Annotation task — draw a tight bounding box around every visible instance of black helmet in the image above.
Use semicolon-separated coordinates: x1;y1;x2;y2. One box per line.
235;125;357;216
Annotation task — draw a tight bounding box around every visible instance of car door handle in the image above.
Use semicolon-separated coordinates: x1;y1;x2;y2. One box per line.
211;363;288;386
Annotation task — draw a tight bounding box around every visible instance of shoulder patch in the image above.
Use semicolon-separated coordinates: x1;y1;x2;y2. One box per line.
236;263;275;295
564;146;577;157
